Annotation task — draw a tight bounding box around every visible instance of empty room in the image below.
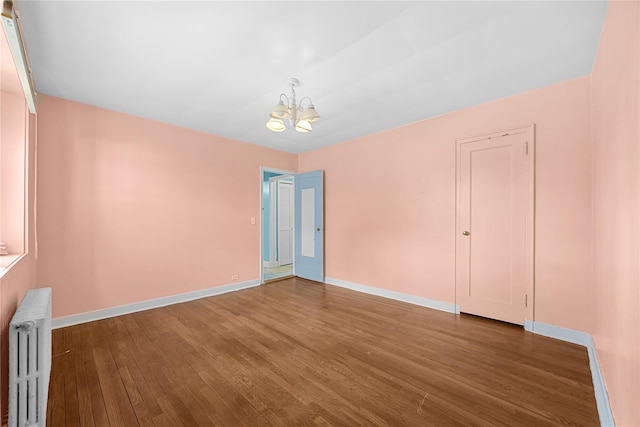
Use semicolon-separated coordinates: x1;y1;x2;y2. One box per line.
0;0;638;426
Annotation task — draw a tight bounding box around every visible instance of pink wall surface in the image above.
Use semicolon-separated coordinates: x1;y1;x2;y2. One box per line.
299;75;593;332
0;111;37;424
0;26;22;95
0;110;37;425
0;256;36;424
1;91;26;253
36;95;297;318
591;1;640;425
0;25;38;423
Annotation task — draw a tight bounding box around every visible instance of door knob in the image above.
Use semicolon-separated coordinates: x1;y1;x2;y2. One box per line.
316;227;321;231
462;231;470;236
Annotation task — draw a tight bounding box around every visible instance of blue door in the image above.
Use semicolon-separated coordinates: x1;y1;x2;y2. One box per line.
294;170;324;282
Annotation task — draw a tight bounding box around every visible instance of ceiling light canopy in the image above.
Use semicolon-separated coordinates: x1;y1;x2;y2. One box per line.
266;78;319;133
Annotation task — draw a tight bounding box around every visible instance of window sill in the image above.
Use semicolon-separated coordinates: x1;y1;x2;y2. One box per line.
0;253;26;279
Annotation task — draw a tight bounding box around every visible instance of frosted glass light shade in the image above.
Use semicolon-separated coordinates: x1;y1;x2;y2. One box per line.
295;119;312;133
266;118;286;132
301;104;320;122
270;100;290;119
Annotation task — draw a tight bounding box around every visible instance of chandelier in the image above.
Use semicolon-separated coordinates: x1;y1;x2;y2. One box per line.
266;78;320;133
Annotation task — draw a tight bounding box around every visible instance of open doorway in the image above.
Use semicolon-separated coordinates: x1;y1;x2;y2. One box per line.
261;167;295;283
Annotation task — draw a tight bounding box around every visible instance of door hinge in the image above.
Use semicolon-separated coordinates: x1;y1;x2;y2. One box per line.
524;293;528;308
524;141;529;155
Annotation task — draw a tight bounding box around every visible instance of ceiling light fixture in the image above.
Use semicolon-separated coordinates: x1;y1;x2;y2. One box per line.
266;78;319;133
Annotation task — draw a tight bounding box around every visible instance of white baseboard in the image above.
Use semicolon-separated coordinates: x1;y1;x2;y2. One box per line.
52;279;261;329
524;320;593;346
525;321;614;427
324;277;460;314
587;344;614;427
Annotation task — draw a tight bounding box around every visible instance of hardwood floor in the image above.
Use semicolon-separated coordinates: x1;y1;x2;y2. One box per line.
47;278;599;426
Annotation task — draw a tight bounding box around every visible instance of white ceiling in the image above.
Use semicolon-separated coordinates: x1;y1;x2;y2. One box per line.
17;1;607;154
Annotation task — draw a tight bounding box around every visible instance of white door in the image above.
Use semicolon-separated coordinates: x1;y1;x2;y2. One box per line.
277;180;294;265
456;127;533;325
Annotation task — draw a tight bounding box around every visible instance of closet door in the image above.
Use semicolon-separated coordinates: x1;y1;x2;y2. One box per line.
456;130;532;325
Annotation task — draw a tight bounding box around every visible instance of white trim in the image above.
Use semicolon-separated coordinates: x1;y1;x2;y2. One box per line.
52;279;261;329
261;166;296;176
325;277;460;314
587;345;614;427
0;253;28;280
276;179;294;266
525;320;592;346
524;319;534;332
1;3;37;113
525;321;614;427
269;180;277;267
263;261;270;268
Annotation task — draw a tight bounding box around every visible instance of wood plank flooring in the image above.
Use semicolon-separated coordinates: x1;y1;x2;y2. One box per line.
47;278;599;426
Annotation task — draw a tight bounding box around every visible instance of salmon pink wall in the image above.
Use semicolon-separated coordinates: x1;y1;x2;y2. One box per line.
0;26;38;422
0;111;37;424
299;75;593;332
0;107;37;424
36;95;297;318
591;1;640;425
1;92;26;253
0;254;37;424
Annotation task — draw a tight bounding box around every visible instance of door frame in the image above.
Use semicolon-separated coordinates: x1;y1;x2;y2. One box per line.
269;176;294;267
455;124;536;324
260;166;296;284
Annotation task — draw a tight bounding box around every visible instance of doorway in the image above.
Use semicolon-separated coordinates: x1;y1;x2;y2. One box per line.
261;167;295;282
260;168;325;284
455;125;535;325
266;175;294;280
275;178;294;266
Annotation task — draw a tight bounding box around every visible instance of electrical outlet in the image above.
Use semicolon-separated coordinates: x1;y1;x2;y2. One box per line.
231;274;239;280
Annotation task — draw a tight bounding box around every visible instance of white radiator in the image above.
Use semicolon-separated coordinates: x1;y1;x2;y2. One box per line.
9;288;52;427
